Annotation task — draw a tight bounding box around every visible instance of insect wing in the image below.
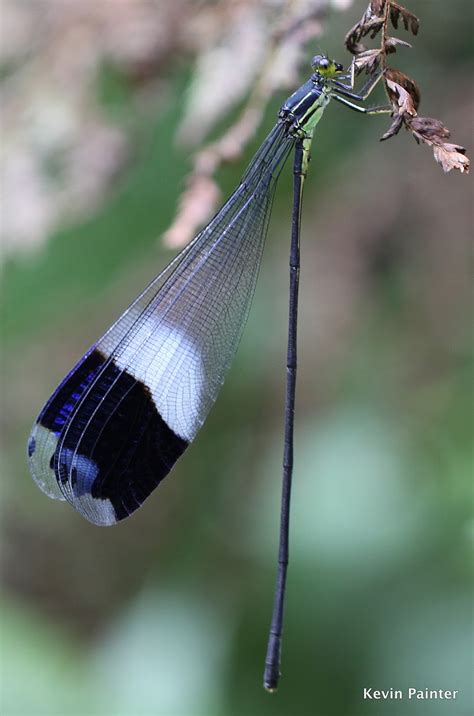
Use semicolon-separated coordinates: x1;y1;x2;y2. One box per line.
28;125;293;525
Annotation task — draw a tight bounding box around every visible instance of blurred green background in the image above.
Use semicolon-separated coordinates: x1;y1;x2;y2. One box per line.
1;1;472;715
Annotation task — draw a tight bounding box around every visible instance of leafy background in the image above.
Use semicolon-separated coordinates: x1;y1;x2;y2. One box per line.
1;1;472;715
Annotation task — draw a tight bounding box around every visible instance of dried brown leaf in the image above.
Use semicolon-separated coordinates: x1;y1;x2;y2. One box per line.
406;116;470;173
345;36;369;56
432;144;470;174
385;67;420;111
380;115;404;141
380;70;420;143
370;0;387;13
408;116;451;142
384;35;412;53
347;0;418;55
385;78;417;116
345;3;386;55
389;2;419;35
365;17;385;38
353;48;382;73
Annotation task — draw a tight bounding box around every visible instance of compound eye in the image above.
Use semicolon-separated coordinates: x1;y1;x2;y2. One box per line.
319;58;329;69
311;54;324;70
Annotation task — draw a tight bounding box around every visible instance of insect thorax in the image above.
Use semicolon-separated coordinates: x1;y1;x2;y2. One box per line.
279;77;331;139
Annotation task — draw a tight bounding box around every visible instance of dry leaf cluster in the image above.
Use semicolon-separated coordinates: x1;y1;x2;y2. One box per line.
345;0;470;174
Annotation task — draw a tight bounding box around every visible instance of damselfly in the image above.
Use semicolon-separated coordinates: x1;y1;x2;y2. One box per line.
28;55;389;690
